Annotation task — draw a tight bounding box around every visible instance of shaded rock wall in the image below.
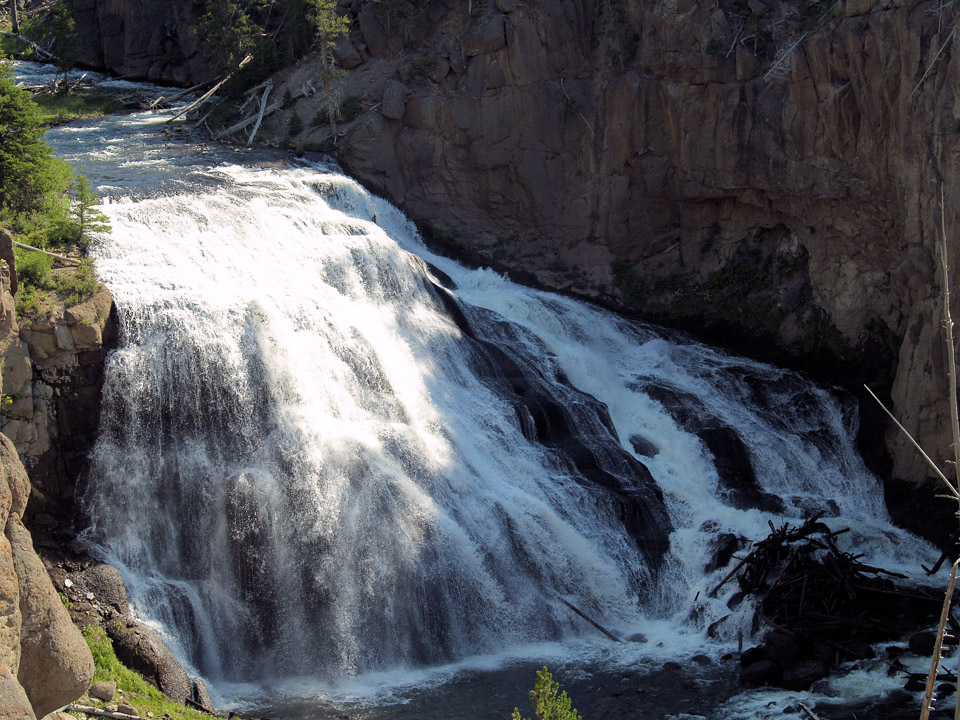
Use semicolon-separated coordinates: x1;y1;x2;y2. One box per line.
67;0;208;85
266;0;960;539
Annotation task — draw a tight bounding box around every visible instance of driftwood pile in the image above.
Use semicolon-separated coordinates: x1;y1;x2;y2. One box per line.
717;516;944;690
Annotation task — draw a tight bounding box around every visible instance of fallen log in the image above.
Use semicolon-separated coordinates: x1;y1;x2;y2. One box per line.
166;54;252;123
246;82;272;146
0;31;53;59
215;98;282;139
13;241;81;265
150;80;209;109
68;705;141;720
559;597;622;642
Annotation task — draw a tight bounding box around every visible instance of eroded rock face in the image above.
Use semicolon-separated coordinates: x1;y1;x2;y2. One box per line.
9;519;93;717
267;0;960;532
67;0;209;85
3;285;118;537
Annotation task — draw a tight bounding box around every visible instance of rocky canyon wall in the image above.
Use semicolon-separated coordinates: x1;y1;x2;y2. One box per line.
257;0;960;541
0;234;94;720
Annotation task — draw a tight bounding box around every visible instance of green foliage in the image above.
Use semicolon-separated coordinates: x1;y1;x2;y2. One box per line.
704;37;725;55
801;307;857;362
83;625;218;720
71;174;111;250
14;248;54;290
337;94;363;122
31;89;126;126
56;258;99;307
0;62;72;215
611;260;649;307
512;667;582;720
287;109;304;137
22;1;80;76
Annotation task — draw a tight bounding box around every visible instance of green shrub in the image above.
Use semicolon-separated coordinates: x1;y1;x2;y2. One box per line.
14;249;54;291
55;259;100;307
512;667;581;720
337;95;363;122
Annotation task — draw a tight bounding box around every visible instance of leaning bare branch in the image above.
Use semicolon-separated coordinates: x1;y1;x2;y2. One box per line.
246;82;272;146
863;385;960;499
0;31;54;59
165;54;252;123
920;560;960;720
559;78;594;137
911;24;958;98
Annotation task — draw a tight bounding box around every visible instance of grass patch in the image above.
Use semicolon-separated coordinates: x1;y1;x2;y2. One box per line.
31;89;127;126
83;625;217;720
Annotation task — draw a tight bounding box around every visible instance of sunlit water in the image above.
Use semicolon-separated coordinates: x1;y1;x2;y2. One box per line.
14;61;948;719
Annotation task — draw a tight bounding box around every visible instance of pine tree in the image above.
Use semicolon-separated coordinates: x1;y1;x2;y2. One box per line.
0;62;72;215
308;0;349;138
511;667;582;720
70;174;110;250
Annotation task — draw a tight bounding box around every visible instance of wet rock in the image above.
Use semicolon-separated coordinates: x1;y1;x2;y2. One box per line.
106;618;190;703
739;660;781;686
909;631;938;656
781;660;829;691
191;678;214;712
628;434;658;457
739;646;765;666
763;631;800;667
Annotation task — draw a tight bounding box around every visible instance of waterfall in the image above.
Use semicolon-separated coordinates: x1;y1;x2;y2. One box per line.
79;162;927;696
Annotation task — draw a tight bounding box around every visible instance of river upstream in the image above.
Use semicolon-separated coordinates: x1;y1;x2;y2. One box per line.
12;61;951;720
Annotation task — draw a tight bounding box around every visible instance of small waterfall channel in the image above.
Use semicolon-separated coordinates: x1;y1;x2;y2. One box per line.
15;62;941;718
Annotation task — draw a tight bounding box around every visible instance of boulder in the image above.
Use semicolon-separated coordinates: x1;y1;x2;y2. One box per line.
781;660;829;691
0;666;34;720
89;680;117;702
381;81;407;121
739;659;781;686
191;678;214;712
8;519;94;717
462;14;506;56
106;619;190;704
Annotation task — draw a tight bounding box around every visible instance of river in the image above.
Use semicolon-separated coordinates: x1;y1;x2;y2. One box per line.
12;61;947;720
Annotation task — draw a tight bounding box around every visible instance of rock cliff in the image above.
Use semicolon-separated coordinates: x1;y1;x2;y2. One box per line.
67;0;208;85
0;238;95;719
260;0;960;542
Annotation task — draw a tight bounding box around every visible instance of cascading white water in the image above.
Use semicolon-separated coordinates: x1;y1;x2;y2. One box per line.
16;58;934;707
80;163;929;697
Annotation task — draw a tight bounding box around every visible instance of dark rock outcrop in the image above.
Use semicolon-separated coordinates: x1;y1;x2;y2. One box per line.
265;0;960;532
106;618;191;704
67;0;209;85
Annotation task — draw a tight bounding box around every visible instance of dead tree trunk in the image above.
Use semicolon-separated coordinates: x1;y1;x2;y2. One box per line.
10;0;18;34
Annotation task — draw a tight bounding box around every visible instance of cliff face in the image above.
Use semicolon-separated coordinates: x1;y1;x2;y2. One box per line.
259;0;960;536
68;0;208;85
0;236;95;719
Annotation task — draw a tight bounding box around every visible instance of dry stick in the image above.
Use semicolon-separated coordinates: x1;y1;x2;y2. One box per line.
0;31;53;59
558;598;622;642
559;78;594;137
12;241;80;265
246;82;272;146
922;560;960;720
798;702;822;720
911;24;957;99
863;385;960;499
68;706;141;720
215;99;282;138
940;184;960;511
166;54;252;123
150;80;208;109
